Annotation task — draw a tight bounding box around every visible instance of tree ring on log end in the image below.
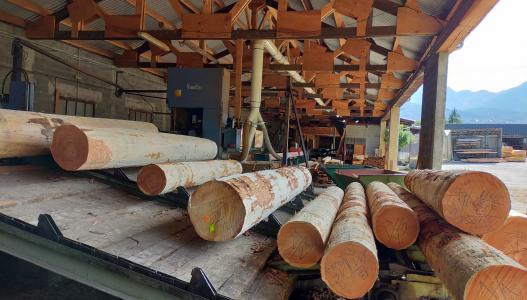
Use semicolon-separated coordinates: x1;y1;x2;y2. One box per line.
137;164;167;196
51;125;89;171
442;171;510;235
464;265;527;299
277;221;324;268
321;242;379;299
483;215;527;267
188;180;245;241
373;206;419;250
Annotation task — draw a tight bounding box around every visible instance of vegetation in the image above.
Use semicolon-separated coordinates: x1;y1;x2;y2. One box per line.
447;108;463;124
384;125;414;150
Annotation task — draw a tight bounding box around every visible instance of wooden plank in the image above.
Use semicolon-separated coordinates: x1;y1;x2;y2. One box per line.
182;13;231;39
333;0;373;21
104;15;142;38
396;7;443;35
387;51;417;72
276;10;322;38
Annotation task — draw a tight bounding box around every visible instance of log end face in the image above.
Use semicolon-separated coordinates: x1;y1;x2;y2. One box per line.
443;171;510;235
188;180;245;242
465;265;527;300
373;206;419;250
137;164;167;196
483;217;527;268
277;221;324;268
51;125;89;171
321;242;378;299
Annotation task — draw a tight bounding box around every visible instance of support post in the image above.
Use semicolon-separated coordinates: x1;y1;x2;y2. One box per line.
387;106;400;171
379;119;386;156
417;52;448;169
234;39;243;123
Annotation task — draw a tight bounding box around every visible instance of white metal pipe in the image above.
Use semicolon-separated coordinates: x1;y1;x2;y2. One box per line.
262;40;325;106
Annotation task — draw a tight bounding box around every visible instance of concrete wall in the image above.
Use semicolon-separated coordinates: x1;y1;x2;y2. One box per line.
0;22;171;130
345;124;380;155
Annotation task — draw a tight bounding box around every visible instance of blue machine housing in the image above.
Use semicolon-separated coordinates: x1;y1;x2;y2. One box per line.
167;68;230;149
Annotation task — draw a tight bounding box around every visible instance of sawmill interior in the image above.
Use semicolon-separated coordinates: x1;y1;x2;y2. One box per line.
1;0;526;299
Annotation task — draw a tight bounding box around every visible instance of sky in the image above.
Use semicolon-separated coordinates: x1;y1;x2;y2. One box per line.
447;0;527;93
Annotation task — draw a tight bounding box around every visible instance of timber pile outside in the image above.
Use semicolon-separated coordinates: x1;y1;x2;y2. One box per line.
51;125;218;171
321;182;378;299
0;167;292;300
188;166;312;241
405;169;510;235
0;109;157;159
277;186;343;268
482;210;527;267
137;160;243;195
389;183;527;300
366;181;419;250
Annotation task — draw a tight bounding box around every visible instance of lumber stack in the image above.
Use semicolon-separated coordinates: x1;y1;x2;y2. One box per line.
505;150;527;162
137;160;242;195
366;181;419;250
188;166;312;241
0;108;157;159
321;183;378;299
405;169;510;235
51;125;217;170
277;186;344;268
389;183;527;300
482;210;527;267
502;146;514;157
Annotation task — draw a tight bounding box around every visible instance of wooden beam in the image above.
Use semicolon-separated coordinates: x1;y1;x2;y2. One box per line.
167;0;186;18
230;0;252;25
6;0;51;15
0;9;27;27
46;26;404;40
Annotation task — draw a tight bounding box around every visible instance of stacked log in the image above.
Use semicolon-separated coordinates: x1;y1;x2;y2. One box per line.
321;183;378;299
188;166;312;241
0;108;157;159
366;181;419;249
482;210;527;267
404;169;510;235
388;183;527;300
277;186;344;268
51;125;217;170
137;160;243;195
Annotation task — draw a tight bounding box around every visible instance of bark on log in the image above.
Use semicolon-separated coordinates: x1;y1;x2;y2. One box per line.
321;183;378;299
188;166;312;241
405;169;510;235
137;160;243;195
277;186;344;268
51;125;217;170
388;182;527;300
366;181;419;249
0;108;157;159
482;210;527;268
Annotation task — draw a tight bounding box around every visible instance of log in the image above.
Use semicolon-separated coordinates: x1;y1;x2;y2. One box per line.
321;183;378;299
51;125;217;170
137;160;243;195
482;210;527;267
188;166;312;241
366;181;419;249
0;108;157;159
404;169;510;235
277;186;344;268
388;183;527;300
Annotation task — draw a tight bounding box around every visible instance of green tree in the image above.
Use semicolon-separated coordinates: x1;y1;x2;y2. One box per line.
384;125;414;150
448;108;463;124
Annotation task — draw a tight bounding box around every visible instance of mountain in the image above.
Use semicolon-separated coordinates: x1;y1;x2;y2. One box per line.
401;82;527;123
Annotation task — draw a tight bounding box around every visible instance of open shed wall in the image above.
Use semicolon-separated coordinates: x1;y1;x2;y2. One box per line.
0;22;170;130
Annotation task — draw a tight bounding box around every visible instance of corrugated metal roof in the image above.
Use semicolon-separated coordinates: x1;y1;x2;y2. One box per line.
446;124;527;137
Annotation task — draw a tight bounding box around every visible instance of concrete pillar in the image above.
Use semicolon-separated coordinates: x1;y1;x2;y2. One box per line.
417;52;448;170
379;120;386;156
387;106;400;171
